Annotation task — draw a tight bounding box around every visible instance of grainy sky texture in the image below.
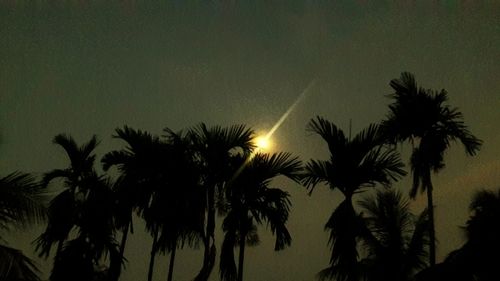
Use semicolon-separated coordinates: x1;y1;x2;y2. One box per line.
1;1;500;281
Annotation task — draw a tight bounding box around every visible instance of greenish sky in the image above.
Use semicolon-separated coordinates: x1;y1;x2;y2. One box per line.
1;1;499;280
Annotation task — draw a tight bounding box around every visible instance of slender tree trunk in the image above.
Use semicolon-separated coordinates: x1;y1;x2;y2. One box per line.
167;244;177;281
426;175;436;266
148;230;159;281
195;186;216;281
237;231;246;281
110;222;130;281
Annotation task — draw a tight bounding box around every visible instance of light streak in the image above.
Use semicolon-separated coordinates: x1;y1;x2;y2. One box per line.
231;79;317;180
264;79;317;139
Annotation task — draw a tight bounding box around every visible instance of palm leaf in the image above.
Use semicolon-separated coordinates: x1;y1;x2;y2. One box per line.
0;172;46;230
0;244;41;281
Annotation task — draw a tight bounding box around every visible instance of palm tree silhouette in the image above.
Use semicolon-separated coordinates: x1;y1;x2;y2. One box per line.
302;116;406;281
102;126;166;281
36;134;120;281
35;134;99;258
154;128;205;281
103;126;205;281
0;172;45;281
416;188;500;281
358;189;429;281
189;123;254;281
219;152;302;281
381;72;482;265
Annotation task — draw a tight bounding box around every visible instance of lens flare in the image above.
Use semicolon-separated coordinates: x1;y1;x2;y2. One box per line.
254;135;272;151
231;79;317;181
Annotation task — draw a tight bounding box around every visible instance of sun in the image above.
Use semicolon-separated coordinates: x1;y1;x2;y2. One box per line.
254;135;272;151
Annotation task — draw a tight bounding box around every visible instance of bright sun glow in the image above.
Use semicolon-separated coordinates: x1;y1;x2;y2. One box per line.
254;135;272;151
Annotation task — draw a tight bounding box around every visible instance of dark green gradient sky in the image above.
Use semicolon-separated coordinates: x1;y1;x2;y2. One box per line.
1;1;499;280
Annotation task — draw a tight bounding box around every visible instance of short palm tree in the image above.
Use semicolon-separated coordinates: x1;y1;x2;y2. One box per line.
35;134;99;258
381;72;482;265
189;123;254;281
219;152;301;281
0;172;45;281
302;116;406;281
36;134;120;281
358;189;429;281
415;188;500;281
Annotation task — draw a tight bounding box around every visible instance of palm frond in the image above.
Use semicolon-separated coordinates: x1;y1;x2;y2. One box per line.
0;244;41;281
301;159;332;193
41;169;72;188
0;172;46;229
307;116;348;157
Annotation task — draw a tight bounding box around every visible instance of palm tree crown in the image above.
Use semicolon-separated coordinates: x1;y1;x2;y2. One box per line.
358;189;429;281
219;152;302;281
381;72;482;265
0;172;45;281
302;116;406;281
189;123;255;281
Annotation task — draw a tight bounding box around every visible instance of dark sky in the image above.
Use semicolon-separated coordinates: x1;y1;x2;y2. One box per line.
1;1;500;280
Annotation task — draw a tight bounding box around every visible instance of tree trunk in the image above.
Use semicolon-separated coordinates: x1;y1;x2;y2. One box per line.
426;175;436;266
195;186;216;281
110;222;130;281
148;230;159;281
167;244;177;281
237;231;246;281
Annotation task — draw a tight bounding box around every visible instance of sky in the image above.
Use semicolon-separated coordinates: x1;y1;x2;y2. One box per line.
1;1;500;281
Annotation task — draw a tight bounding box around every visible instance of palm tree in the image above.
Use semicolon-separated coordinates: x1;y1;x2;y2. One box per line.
302;116;406;281
416;188;500;281
381;72;482;265
35;134;99;258
462;188;500;280
358;189;429;281
103;126;205;281
189;123;254;281
219;152;302;281
156;128;205;281
0;172;45;281
102;126;166;281
36;134;120;281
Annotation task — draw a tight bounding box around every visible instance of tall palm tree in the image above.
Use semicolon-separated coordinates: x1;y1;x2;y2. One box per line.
302;116;406;281
35;134;120;281
102;126;166;281
189;123;254;281
381;72;482;265
157;128;205;281
358;189;429;281
103;126;205;281
219;152;302;281
0;172;45;281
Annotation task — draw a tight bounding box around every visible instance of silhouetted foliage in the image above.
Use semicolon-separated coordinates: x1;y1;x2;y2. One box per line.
416;188;500;281
189;123;255;281
358;189;429;281
0;172;45;281
219;152;301;281
302;117;406;281
35;134;120;281
381;72;482;265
